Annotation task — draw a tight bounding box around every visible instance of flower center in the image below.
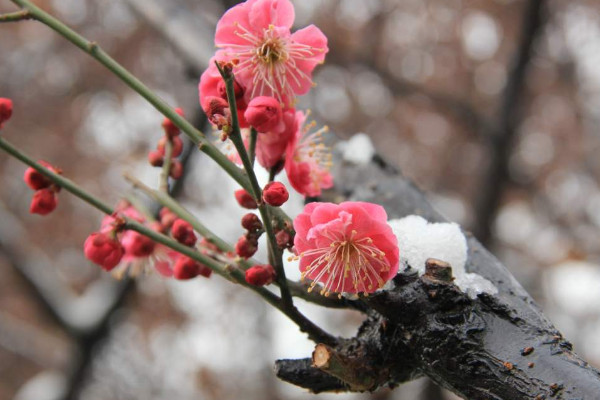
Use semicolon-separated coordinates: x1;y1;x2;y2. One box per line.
257;37;287;64
298;230;390;297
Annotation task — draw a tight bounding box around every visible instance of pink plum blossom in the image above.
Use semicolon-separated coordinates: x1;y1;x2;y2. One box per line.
284;111;333;197
293;202;399;295
214;0;328;107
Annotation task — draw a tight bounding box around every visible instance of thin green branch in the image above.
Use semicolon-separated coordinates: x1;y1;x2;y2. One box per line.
249;127;257;167
0;9;31;23
0;136;337;344
159;138;173;192
216;64;294;309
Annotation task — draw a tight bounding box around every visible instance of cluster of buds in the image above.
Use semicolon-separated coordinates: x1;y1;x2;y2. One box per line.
235;212;264;259
23;161;61;215
83;204;212;281
148;108;185;180
0;98;13;129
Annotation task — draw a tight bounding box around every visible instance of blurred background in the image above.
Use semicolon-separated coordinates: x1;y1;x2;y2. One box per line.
1;0;600;399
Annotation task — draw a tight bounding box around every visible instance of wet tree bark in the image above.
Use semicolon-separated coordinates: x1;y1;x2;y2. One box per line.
275;156;600;399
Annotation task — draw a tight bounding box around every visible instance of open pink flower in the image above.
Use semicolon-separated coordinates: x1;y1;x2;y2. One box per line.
284;111;333;197
214;0;328;107
293;202;399;295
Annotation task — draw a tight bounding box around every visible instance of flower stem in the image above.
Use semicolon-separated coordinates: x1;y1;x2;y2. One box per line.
249;127;257;167
0;9;31;23
217;64;294;309
159;138;173;192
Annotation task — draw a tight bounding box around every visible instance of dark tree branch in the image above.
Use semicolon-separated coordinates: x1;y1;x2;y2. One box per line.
275;153;600;398
473;0;547;245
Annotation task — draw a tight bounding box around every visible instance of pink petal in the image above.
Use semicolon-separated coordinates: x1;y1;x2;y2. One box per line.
309;203;341;226
249;0;295;30
341;202;387;224
215;1;253;46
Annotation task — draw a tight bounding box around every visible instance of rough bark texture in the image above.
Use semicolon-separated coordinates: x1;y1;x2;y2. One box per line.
275;155;600;399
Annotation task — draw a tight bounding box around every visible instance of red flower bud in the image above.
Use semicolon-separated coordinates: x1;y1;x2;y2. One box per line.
202;96;230;128
171;219;196;246
148;150;164;167
0;98;13;129
234;189;258;209
157;136;184;158
162;107;184;138
169;160;184;179
262;182;289;207
122;231;156;257
245;264;276;286
29;188;57;215
84;232;124;271
235;235;258;259
275;230;292;249
241;213;263;231
197;264;213;278
23;161;60;190
173;256;201;280
24;168;50;190
244;96;284;133
159;207;177;228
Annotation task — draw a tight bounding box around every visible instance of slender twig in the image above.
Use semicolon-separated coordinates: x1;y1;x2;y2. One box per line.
0;9;31;23
0;136;336;344
217;63;294;309
249;127;257;167
159;138;173;192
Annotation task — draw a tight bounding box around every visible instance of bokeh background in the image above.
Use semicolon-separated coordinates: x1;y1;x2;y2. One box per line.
2;0;600;399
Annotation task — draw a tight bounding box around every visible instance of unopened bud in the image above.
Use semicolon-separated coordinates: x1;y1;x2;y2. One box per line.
173;256;200;280
162;107;184;138
122;231;156;257
241;213;263;231
84;232;124;271
29;188;58;215
202;96;230;129
171;219;197;246
169;160;183;179
235;235;258;259
262;182;289;207
0;98;13;129
244;96;283;133
245;264;276;286
234;189;258;209
275;230;292;249
148;150;164;167
157;136;184;158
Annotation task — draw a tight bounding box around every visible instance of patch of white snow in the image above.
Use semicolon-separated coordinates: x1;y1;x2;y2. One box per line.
388;215;497;298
